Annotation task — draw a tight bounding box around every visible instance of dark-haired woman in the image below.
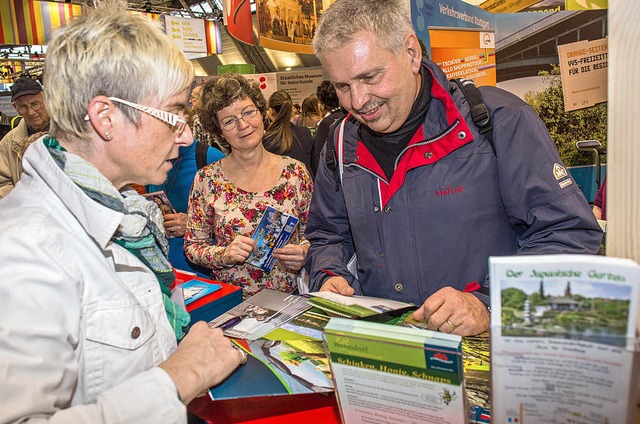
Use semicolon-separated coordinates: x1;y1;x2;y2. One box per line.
263;90;314;175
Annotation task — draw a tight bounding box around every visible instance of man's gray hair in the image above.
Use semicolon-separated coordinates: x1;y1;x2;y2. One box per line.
312;0;415;62
44;0;193;142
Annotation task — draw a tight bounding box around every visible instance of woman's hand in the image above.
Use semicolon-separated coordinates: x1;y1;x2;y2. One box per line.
163;213;187;238
272;243;308;271
158;322;244;405
222;235;257;266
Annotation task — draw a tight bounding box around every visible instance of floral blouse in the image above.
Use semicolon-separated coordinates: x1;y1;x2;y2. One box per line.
184;156;313;296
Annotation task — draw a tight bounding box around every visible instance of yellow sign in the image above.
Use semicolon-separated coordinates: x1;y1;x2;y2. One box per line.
478;0;539;13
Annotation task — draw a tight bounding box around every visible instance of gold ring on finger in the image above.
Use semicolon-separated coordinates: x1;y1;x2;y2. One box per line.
446;319;458;329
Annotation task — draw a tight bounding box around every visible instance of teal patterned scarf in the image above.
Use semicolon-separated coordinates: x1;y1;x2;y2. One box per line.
43;137;190;340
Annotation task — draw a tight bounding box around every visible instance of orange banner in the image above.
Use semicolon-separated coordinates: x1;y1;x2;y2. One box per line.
429;28;497;87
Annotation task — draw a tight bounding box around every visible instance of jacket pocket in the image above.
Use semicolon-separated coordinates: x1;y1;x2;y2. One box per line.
85;303;156;349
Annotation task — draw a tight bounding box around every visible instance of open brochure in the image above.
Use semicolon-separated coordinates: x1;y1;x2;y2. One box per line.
323;317;466;424
208;290;311;341
306;291;414;319
248;205;299;272
490;254;639;423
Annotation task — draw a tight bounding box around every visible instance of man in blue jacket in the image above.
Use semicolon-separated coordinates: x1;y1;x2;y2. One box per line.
305;0;603;336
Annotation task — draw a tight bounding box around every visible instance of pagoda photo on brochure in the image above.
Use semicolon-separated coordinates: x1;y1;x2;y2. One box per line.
499;272;632;348
490;254;639;424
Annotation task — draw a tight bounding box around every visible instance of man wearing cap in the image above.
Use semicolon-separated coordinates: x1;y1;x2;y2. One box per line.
0;76;50;198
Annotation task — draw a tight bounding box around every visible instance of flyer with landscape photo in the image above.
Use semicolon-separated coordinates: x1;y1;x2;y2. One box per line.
305;291;414;319
490;254;639;423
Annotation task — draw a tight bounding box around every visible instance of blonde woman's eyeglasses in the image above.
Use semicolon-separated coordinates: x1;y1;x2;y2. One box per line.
105;97;187;133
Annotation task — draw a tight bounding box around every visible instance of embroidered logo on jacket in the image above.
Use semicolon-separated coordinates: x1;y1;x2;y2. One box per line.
553;163;568;180
436;185;464;197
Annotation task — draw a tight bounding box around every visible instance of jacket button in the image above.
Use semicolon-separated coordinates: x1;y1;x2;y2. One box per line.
384;206;391;214
373;206;380;212
424;152;432;159
131;326;141;339
394;283;403;292
379;252;384;258
457;131;466;140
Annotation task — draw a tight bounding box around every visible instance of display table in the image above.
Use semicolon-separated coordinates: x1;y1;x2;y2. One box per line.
188;392;341;424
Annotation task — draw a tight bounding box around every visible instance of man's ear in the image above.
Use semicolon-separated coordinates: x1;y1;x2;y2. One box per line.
86;96;115;141
406;33;423;73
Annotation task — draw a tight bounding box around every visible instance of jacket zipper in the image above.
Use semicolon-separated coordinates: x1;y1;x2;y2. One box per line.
393;118;461;171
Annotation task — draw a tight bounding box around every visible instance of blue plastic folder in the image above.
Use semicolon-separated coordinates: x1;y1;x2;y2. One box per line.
182;279;221;305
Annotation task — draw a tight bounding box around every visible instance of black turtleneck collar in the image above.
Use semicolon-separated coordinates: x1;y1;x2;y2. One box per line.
359;66;432;181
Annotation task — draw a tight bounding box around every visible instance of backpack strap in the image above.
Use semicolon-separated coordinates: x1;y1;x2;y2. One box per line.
324;115;348;191
451;78;495;156
195;141;208;170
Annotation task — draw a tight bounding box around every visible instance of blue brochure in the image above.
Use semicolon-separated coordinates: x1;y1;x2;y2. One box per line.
182;279;221;305
248;206;299;272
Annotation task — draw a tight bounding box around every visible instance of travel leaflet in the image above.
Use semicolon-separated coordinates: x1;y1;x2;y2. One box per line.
248;205;299;272
323;318;466;424
490;254;639;424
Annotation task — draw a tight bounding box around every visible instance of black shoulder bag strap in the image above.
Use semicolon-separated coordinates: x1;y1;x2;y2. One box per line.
451;79;495;156
195;141;208;170
324;116;347;191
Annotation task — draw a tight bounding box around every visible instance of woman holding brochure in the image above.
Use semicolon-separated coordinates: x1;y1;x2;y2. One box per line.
184;74;313;297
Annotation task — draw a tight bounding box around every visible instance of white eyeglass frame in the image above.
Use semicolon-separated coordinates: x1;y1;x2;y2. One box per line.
105;97;187;133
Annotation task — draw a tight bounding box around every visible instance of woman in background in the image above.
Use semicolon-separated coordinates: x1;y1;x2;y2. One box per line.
263;90;313;174
184;74;313;297
311;80;345;177
291;102;301;125
297;95;323;137
147;141;224;277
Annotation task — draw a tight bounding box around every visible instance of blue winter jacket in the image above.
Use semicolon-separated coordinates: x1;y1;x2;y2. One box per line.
304;59;603;307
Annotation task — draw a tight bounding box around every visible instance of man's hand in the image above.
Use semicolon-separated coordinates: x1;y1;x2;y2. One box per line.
158;322;244;405
319;276;355;296
412;287;489;336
